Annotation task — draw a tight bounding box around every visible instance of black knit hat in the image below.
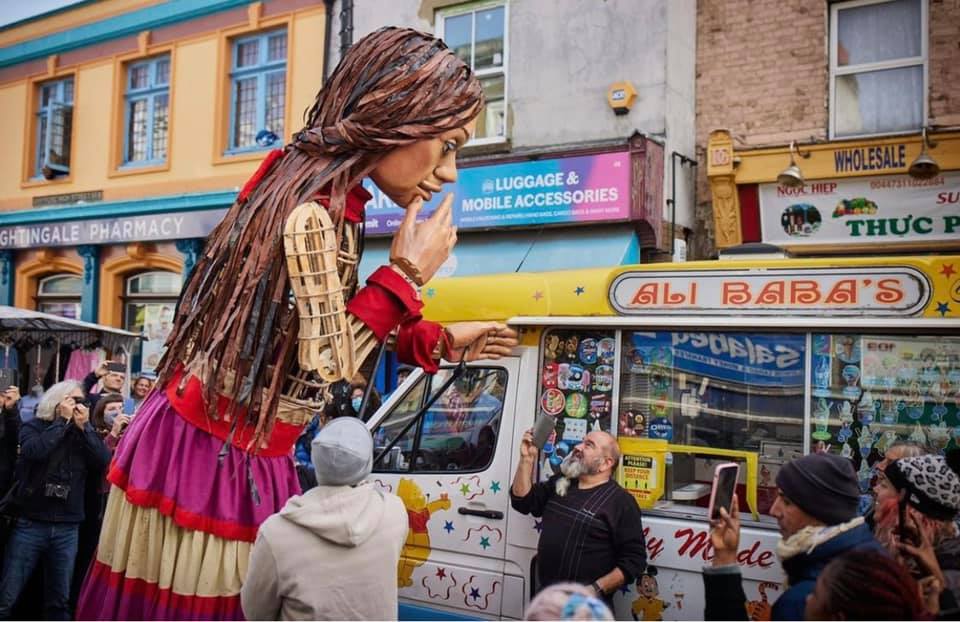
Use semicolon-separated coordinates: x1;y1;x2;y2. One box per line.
885;449;960;521
776;453;860;525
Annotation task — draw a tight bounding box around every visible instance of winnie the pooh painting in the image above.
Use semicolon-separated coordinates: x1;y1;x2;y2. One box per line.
396;478;452;587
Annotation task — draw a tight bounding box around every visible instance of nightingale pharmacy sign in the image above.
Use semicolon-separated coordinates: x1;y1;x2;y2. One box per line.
0;209;227;249
759;171;960;247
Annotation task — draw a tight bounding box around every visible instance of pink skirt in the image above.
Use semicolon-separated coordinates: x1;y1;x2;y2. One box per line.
76;388;301;620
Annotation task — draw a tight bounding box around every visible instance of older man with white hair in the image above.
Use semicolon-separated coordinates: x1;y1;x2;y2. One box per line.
0;380;110;620
511;429;647;608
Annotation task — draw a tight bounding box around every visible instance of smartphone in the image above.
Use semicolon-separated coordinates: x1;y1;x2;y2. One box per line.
531;412;557;450
708;462;740;521
897;497;915;546
0;368;18;389
106;361;126;374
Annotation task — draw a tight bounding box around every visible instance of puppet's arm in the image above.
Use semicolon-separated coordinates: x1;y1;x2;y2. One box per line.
284;202;516;382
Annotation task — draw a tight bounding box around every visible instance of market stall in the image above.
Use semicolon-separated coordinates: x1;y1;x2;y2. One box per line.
0;306;144;403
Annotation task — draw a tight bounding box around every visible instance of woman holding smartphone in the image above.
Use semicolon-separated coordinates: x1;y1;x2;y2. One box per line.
91;394;131;453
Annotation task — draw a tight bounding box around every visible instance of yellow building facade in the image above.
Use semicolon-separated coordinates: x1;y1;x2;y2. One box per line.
0;0;327;371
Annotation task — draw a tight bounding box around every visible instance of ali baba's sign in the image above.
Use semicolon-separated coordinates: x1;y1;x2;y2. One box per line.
609;266;931;316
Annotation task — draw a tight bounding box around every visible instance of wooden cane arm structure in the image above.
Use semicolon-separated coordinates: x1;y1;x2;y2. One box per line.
279;201;446;425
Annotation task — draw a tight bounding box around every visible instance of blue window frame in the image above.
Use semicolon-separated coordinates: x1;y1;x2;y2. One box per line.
124;55;170;166
228;29;286;153
34;77;74;178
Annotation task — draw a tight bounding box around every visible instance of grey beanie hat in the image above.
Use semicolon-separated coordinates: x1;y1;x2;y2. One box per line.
311;416;374;486
776;453;860;525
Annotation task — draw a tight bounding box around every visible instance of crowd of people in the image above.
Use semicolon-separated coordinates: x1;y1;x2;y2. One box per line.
704;441;960;621
5;352;960;621
0;362;153;619
504;433;960;621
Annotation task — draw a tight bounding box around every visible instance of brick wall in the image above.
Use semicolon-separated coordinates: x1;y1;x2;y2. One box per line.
691;0;960;259
929;0;960;127
693;0;829;258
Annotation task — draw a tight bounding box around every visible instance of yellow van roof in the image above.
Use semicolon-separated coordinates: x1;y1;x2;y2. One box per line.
421;254;960;323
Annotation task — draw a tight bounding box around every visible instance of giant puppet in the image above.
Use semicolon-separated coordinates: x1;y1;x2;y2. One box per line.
77;27;517;620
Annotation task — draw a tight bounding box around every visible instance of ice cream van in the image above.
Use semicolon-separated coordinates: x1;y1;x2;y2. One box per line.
364;254;960;620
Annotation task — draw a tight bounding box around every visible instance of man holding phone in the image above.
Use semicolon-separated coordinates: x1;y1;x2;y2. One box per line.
511;428;647;607
82;361;129;412
702;453;882;620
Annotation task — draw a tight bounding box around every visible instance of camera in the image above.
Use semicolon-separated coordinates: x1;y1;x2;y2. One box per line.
44;483;71;500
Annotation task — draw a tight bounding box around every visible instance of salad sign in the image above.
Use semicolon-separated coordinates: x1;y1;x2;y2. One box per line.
759;171;960;247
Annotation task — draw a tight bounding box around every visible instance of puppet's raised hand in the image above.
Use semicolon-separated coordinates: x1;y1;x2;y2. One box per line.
442;322;518;362
389;194;457;286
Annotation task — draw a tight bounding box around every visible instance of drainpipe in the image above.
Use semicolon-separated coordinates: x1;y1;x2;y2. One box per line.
323;0;335;80
667;151;697;258
339;0;354;60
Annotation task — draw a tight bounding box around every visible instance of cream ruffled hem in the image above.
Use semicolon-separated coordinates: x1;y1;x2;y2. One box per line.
96;487;251;598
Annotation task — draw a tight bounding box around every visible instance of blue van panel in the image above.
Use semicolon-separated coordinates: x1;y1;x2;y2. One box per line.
398;602;483;621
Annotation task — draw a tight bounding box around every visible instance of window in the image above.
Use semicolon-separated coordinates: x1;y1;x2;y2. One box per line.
619;331;806;518
810;333;960;494
124;55;170;165
830;0;927;138
36;274;81;319
123;271;181;372
437;2;507;143
374;367;507;473
228;29;287;152
34;77;74;178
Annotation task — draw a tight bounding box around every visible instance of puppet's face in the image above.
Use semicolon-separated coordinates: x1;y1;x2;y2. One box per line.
370;119;477;207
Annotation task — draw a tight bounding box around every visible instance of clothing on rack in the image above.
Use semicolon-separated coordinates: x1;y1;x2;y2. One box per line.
65;348;105;382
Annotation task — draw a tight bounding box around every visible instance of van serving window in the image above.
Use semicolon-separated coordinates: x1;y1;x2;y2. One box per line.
373;367;507;473
619;330;806;518
810;333;960;483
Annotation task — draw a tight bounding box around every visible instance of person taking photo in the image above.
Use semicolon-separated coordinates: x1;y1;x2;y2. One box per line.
0;380;110;620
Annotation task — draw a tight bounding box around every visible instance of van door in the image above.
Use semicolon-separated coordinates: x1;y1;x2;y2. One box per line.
369;358;521;620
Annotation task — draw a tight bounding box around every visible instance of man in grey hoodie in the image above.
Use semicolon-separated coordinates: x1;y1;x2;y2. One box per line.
241;417;407;620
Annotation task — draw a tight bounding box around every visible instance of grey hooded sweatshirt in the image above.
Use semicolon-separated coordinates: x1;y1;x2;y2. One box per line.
241;483;408;621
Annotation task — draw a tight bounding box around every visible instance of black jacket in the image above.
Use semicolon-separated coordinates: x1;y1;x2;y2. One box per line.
15;417;111;523
702;566;749;621
511;475;647;604
82;372;104;411
0;404;20;494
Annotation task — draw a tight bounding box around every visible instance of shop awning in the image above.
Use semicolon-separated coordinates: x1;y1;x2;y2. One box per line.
358;224;639;281
0;306;144;353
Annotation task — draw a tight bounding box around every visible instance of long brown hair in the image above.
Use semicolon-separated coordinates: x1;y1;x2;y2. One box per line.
156;27;483;445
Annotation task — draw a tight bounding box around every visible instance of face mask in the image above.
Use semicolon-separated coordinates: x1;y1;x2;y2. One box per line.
351;397;363;413
104;411;117;427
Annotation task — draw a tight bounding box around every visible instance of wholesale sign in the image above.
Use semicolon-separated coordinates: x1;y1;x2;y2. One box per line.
362;151;631;234
759;171;960;246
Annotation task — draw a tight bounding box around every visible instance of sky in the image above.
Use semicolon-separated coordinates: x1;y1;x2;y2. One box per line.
0;0;88;28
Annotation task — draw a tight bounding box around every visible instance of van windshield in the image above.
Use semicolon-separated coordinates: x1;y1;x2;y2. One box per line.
373;366;507;473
